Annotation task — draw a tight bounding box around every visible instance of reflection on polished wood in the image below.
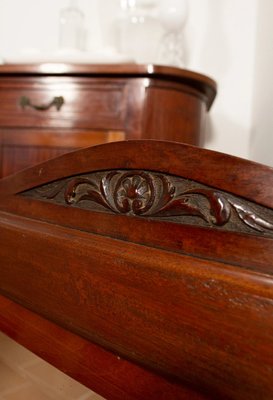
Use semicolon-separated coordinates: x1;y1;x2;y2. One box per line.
1;140;273;399
0;64;216;177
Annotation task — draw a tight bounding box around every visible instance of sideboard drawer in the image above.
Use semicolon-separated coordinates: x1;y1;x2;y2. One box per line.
0;64;217;178
0;78;126;130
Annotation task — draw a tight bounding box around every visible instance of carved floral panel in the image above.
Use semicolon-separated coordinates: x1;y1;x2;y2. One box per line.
21;169;273;237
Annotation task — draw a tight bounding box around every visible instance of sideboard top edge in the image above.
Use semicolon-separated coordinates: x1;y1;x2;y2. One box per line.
0;63;217;109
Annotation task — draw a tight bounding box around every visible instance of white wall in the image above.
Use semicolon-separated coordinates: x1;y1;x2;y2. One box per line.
0;0;101;54
183;0;258;158
0;0;271;164
250;0;273;167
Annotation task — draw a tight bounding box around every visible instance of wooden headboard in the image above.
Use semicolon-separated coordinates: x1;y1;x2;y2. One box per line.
0;140;273;400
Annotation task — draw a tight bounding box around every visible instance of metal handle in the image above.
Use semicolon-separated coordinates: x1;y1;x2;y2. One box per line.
20;96;64;111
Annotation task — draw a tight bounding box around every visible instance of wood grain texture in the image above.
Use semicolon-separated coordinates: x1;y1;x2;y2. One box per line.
0;64;216;177
1;210;273;400
1;141;272;206
0;129;124;175
1;140;273;399
142;85;205;145
0;63;217;109
0;78;127;129
0;295;206;400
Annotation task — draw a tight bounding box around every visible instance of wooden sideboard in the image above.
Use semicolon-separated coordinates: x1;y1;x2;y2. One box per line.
0;64;216;177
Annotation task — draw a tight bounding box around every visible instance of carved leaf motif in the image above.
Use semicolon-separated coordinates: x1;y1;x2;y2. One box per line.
101;171;119;211
153;189;231;226
64;177;113;212
152;197;208;219
151;175;176;212
229;200;273;232
182;189;231;225
23;169;273;237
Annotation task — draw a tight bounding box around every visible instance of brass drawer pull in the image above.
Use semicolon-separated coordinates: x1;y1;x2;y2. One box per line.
20;96;64;111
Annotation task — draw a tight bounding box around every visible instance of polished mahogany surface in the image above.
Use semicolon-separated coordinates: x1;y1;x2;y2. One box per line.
0;64;216;177
0;63;217;107
0;140;273;399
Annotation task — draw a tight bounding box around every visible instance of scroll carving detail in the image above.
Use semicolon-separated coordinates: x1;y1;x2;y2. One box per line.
23;170;273;236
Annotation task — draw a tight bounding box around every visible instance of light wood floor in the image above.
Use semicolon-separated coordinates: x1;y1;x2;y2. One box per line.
0;333;104;400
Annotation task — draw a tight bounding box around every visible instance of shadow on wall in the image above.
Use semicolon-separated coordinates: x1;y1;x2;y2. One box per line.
204;113;250;160
250;126;273;168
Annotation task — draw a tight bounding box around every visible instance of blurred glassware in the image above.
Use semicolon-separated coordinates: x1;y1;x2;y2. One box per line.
116;0;162;64
59;0;85;51
157;0;188;68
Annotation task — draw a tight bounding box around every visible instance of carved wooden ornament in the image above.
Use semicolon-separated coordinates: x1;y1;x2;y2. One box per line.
22;169;273;237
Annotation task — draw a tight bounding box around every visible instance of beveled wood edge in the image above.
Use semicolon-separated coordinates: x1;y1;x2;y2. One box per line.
1;209;272;295
0;140;272;208
0;63;217;109
0;295;205;400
